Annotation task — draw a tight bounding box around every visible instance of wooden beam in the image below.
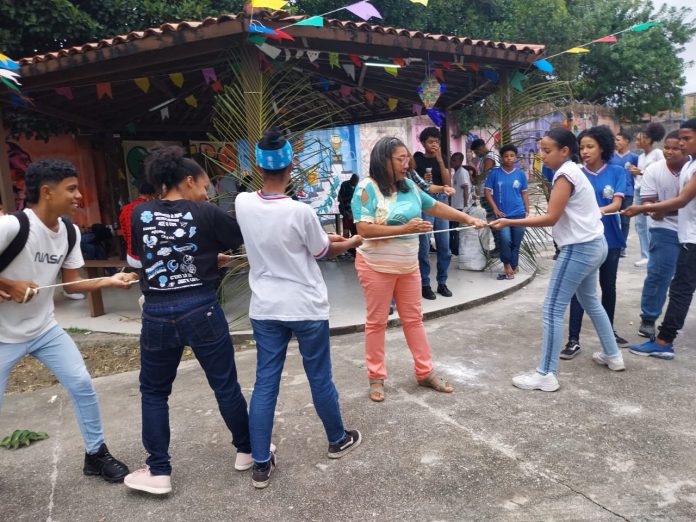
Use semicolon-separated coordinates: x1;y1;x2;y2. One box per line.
0;119;16;212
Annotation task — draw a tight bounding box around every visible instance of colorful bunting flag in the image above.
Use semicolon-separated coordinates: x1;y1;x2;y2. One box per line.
339;85;352;98
0;69;21;85
251;0;288;9
329;52;340;69
631;21;662;32
387;98;398;112
1;78;20;92
346;1;382;21
169;73;184;88
468;63;480;73
349;54;363;68
426;108;445;127
319;77;331;91
211;81;224;93
258;42;282;60
96;82;113;99
533;59;554;75
434;68;445;82
10;94;30;109
126;123;137;135
385;66;398;77
249;35;267;46
510;71;527;92
307;50;320;63
393;58;405;67
566;47;590;54
410;0;428;5
135;77;150;93
296;16;324;27
343;63;356;80
483;69;499;84
0;53;20;71
55;87;74;100
185;95;198;108
272;29;295;41
365;91;375;105
594;36;618;43
441;62;452;70
201;68;217;84
249;25;277;36
412;103;423;116
295;50;306;59
160;107;170;120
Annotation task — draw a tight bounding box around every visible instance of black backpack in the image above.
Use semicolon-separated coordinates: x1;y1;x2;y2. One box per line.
0;211;77;273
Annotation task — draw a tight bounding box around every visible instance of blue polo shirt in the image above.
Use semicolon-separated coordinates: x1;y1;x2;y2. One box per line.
609;151;639;198
484;167;528;217
581;163;627;249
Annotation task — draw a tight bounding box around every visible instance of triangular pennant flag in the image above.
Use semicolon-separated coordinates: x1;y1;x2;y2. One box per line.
426;109;445;127
412;103;423;116
510;71;527;92
594;35;618;43
387;98;398;112
483;69;499;84
455;63;467;72
126;122;137;135
251;0;288;9
393;58;405;67
249;34;267;46
96;82;112;99
249;25;278;36
257;42;282;60
160;107;170;120
272;29;295;42
211;81;224;93
343;63;356;80
185;95;198;108
365;91;375;105
441;62;452;70
345;1;382;21
339;85;352;98
533;59;554;74
410;0;428;5
319;77;331;92
631;21;662;32
434;68;445;82
55;87;74;100
468;63;480;73
296;16;324;27
565;47;590;54
10;94;30;109
329;52;340;69
169;72;184;88
0;69;21;85
349;54;363;68
134;77;150;93
0;78;20;93
0;53;20;71
307;50;320;63
295;50;305;59
202;68;218;84
283;49;292;61
385;66;398;77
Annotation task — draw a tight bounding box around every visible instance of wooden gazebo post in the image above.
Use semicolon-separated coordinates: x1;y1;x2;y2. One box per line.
0;116;16;212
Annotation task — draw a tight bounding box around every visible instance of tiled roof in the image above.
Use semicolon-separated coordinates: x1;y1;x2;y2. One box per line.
19;13;544;66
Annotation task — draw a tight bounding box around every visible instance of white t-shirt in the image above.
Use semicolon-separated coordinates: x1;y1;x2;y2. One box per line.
235;191;331;321
678;159;696;244
0;209;84;343
636;148;665;191
451;167;473;210
551;161;605;248
640;160;681;232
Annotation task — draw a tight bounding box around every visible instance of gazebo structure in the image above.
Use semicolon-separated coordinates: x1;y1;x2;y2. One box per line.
1;11;545;216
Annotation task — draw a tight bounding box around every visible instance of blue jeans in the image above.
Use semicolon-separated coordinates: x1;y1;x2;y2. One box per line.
569;247;621;340
249;319;345;463
499;216;526;269
418;193;451;286
620;195;634;244
140;291;250;475
538;237;620;375
0;325;105;454
641;228;680;322
634;189;650;259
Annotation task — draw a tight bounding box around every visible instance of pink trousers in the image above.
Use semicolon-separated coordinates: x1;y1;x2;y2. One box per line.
355;254;434;381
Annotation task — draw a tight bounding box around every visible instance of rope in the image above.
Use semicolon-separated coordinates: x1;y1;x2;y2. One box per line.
364;224;483;242
22;277;140;304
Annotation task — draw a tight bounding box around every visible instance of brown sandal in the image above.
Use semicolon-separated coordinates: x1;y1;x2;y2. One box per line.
417;373;454;393
369;379;385;402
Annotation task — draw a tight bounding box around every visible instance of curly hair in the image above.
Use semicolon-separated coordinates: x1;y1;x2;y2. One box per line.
643;122;666;144
369;137;410;197
499;144;518;156
578;125;616;163
25;160;79;204
144;146;204;190
419;127;440;143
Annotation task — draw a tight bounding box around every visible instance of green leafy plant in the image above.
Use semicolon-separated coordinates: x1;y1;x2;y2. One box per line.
1;430;49;449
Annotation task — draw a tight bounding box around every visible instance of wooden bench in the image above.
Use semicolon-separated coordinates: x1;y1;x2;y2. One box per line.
83;259;131;317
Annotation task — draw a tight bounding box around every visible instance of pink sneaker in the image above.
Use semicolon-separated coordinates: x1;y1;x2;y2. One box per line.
235;443;276;471
124;467;172;495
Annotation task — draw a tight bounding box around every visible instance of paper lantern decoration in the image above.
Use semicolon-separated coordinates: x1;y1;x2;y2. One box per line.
417;76;443;110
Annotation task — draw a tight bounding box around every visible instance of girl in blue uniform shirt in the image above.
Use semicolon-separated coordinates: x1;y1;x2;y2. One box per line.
484;144;529;280
561;126;628;360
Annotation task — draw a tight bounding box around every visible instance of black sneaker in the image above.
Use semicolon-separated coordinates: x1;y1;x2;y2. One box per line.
614;332;629;346
252;453;276;489
437;284;453;297
560;340;581;360
638;320;656;339
328;429;362;459
422;286;436;300
83;443;129;483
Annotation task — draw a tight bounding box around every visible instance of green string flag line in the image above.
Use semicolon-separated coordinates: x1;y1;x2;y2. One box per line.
631;21;662;32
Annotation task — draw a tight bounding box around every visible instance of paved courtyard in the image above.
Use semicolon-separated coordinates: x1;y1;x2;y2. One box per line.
1;243;695;521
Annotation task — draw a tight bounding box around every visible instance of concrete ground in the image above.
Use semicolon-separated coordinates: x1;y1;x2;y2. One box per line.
2;240;696;521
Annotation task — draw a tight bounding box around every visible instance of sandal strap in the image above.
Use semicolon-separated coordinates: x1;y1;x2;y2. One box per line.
418;374;452;392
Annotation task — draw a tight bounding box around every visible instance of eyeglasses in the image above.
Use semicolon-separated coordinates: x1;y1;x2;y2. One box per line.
391;156;410;165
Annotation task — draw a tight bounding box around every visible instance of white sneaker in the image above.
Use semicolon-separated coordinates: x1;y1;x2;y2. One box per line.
592;352;625;371
634;258;649;267
124;466;172;495
63;291;86;300
512;371;560;392
235;443;276;471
